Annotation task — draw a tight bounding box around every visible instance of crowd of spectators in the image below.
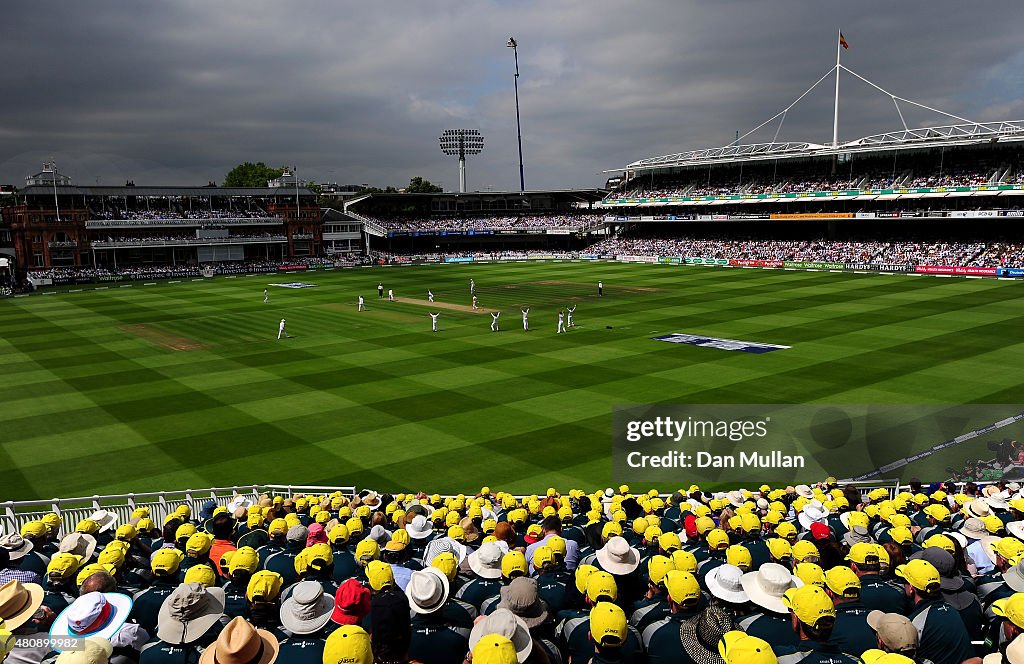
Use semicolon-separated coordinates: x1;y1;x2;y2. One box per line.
613;167;1007;200
367;214;603;232
22;257;371;285
587;235;1024;267
90;208;271;222
2;479;1024;663
90;233;288;245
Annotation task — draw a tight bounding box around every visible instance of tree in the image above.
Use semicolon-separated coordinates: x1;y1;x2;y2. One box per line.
358;185;398;195
223;162;285;188
405;176;443;193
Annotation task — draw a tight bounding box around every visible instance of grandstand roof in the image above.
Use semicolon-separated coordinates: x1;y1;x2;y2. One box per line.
17;184;317;197
622;120;1024;173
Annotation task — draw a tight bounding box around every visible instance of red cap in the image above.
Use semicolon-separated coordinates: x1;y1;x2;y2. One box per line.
810;522;831;541
331;578;371;625
684;514;698;540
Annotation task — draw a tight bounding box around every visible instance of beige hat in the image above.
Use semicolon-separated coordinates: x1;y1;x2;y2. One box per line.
0;580;45;630
59;533;98;562
866;610;918;653
157;583;227;644
0;534;33;561
55;637;114;664
199;616;279;664
964;500;992;520
740;563;802;614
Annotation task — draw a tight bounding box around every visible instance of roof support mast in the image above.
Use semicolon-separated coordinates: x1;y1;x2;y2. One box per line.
833;29;842;149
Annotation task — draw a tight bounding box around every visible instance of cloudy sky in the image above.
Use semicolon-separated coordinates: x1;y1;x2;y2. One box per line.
2;1;1022;192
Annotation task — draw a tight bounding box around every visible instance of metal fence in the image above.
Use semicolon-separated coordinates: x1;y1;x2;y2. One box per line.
0;484;356;537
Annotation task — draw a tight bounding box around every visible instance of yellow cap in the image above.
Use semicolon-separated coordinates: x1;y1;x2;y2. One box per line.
76;562;116;587
846;542;882;565
20;521;48;539
782;584;835;628
589;602;627;647
706;529;730;551
501;551;528;579
766;538;792;562
184;564;217;587
76;519;100;535
366;560;395;591
46;553;83;580
575;564;598;594
663;570;701;607
355;539;380;563
794;562;825;587
185;532;213;557
718;631;777;664
586;570;618;603
151;548;185;575
922;534;955;554
823;566;860;598
546;535;567;559
778;524;801;543
725;545;752;571
471;634;518;664
323;625;373;664
895;559;940;593
431;552;459;581
992;593;1024;629
229;547;259;575
888;527;913;546
175;523;197;541
328;524;350;545
306;543;333;572
991;537;1024;562
246;569;284;603
601;522;623;539
792;540;820;563
647;555;674;586
97;546;125;570
923;504;951;522
533;546;555;571
447;525;466;543
670;550;697;574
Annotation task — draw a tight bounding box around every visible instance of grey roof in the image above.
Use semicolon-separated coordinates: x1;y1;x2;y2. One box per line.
18;185;316;197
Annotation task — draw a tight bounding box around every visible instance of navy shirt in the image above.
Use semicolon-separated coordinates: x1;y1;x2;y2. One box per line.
908;597;975;664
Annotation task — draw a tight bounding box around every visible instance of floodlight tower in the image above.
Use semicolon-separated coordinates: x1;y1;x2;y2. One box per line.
439;129;484;193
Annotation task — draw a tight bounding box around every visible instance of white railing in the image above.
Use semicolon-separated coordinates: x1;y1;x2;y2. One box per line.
1;484;356;536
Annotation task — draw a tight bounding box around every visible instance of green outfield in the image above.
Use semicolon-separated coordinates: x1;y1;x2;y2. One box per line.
3;262;1024;500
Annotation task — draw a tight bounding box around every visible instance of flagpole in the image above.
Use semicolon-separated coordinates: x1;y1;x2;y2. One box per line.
833;29;841;149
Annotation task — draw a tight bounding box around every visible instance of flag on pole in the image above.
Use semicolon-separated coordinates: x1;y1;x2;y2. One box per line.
839;32;849;49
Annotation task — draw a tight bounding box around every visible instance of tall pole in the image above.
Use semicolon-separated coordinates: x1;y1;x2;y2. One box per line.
832;29;841;149
294;167;300;222
508;38;525;192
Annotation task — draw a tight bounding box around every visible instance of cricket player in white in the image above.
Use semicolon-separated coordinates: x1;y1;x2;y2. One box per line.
388;289;395;301
491;311;500;332
358;295;365;311
470;278;475;294
557;310;566;334
567;304;576;328
263;288;269;304
472;295;478;310
428;290;434;303
277;318;287;340
429;312;439;333
598;281;603;296
522;308;529;331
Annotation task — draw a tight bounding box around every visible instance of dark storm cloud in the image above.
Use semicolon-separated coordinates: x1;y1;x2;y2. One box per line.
1;1;1022;190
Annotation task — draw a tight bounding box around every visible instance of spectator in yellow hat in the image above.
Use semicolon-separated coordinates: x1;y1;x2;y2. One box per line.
846;543;904;615
822;566;872;655
125;548;184;634
779;584;859;662
896;559;974;664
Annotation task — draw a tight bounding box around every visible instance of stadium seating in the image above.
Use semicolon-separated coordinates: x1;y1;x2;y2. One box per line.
1;481;1021;663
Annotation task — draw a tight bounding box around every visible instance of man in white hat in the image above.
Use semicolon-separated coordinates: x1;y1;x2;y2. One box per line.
407;568;468;664
456;542;504;611
0;541;40;586
596;537;645;606
737;563;802;650
51;590;148;658
278;580;335;662
277;318;287;340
